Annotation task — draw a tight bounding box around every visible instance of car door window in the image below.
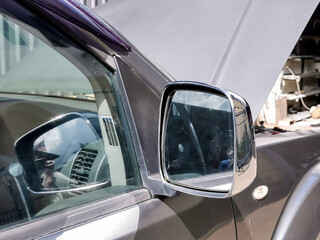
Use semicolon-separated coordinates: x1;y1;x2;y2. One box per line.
0;10;141;230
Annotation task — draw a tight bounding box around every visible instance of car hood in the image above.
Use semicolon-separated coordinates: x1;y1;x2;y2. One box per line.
95;0;318;118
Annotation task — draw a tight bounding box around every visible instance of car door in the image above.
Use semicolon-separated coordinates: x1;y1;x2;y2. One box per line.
115;56;238;239
0;2;147;239
0;1;237;240
95;1;320;239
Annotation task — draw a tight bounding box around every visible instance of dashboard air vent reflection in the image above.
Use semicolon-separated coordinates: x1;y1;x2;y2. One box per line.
69;149;97;188
103;117;119;146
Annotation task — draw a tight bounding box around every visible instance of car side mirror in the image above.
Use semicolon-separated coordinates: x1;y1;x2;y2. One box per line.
159;82;257;198
14;113;109;194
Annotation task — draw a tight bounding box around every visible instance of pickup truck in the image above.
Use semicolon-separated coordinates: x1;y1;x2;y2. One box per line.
0;0;319;239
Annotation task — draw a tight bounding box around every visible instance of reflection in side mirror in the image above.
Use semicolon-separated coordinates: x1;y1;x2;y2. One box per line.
164;91;234;192
15;113;110;193
159;82;256;198
33;117;100;191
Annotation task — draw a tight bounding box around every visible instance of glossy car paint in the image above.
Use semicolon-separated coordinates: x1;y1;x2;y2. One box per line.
273;161;320;240
116;55;237;238
118;50;320;239
42;199;197;240
234;132;320;239
0;189;150;239
95;1;320;239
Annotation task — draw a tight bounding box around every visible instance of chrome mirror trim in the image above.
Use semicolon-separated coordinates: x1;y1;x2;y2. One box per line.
159;81;257;198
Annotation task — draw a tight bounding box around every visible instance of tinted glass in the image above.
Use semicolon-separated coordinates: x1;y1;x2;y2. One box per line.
32;117;102;191
164;90;234;191
0;11;141;229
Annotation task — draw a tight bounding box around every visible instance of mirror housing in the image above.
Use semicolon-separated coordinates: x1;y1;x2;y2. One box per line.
159;82;256;198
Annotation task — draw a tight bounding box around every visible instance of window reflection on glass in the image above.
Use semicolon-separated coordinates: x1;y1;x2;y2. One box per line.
0;14;94;100
33;118;103;191
0;9;142;230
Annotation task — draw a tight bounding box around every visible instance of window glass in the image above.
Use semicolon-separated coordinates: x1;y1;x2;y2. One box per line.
0;17;93;99
0;12;141;229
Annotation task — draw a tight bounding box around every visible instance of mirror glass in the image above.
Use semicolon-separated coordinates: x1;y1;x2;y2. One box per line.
164;90;234;192
233;98;254;171
31;117;107;191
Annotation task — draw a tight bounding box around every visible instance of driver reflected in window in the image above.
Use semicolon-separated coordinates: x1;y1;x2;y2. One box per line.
32;117;99;191
34;139;73;189
34;141;60;189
